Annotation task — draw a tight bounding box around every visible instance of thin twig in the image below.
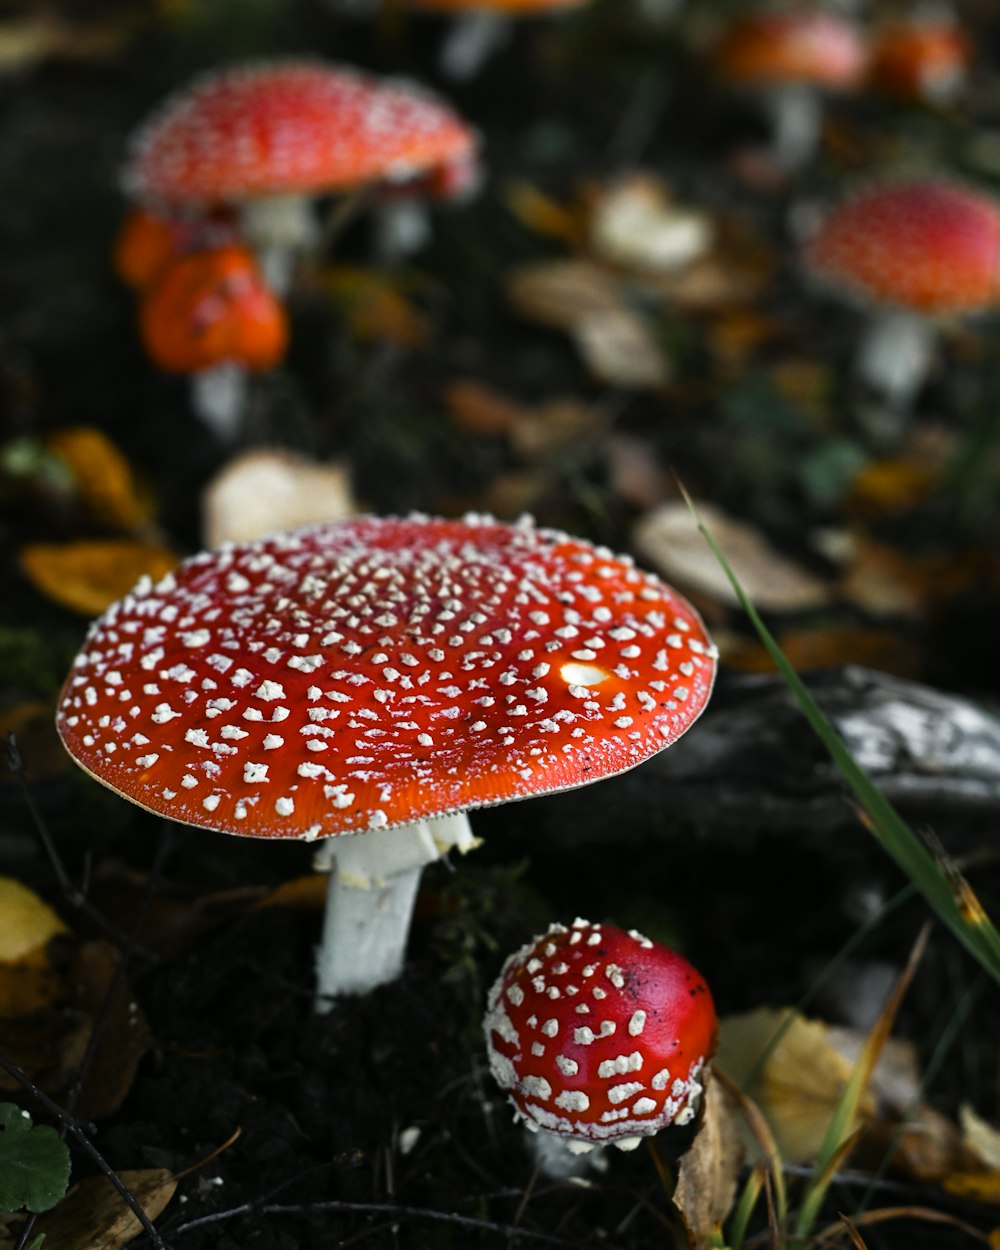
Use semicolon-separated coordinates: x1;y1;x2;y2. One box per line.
0;1052;169;1249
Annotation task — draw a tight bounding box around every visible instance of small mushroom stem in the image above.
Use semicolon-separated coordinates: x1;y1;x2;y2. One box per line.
855;307;937;413
314;812;477;1009
763;83;822;169
240;194;321;294
439;9;512;80
190;363;250;443
373;198;432;262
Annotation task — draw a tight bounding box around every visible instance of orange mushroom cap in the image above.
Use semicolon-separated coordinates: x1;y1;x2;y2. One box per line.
139;244;288;374
714;10;866;90
804;179;1000;315
867;20;970;103
114;206;241;290
123;60;478;208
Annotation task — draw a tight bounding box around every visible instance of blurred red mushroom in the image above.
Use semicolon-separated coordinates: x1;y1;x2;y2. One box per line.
867;17;970;105
122;59;480;285
113;205;240;291
56;514;717;1006
139;243;288;440
803;177;1000;412
712;10;866;170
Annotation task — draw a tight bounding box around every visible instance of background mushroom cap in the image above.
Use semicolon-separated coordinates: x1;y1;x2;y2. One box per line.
484;920;717;1145
123;60;478;207
713;11;866;91
56;514;717;841
804;179;1000;315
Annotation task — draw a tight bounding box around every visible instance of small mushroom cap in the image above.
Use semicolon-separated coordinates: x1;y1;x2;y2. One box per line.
484;920;717;1146
139;245;288;374
867;20;970;104
804;179;1000;315
55;514;716;841
124;60;478;208
713;11;866;90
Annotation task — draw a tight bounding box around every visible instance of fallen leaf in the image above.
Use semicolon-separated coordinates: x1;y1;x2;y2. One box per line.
505;182;585;245
201;449;361;548
31;1169;176;1249
673;1074;744;1249
20;541;178;617
0;878;67;1016
716;1008;874;1164
0;700;72;779
633;502;830;612
444;379;522;436
850;457;942;516
962;1105;1000;1170
46;427;150;532
322;265;430;348
506;259;623;331
573;308;670;389
588;174;714;275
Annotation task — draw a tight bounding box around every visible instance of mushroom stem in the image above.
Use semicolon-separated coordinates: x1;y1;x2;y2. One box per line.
314;812;477;1008
439;9;511;80
241;194;320;294
190;363;250;443
764;83;822;169
855;307;937;412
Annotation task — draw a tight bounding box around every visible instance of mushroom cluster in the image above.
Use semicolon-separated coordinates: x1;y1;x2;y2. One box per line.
56;513;717;1005
484;918;717;1166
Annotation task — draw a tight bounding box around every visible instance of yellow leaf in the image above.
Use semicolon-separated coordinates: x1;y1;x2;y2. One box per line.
322;266;430;348
32;1170;176;1249
0;878;66;964
46;427;151;531
505;181;585;244
20;540;178;616
942;1170;1000;1203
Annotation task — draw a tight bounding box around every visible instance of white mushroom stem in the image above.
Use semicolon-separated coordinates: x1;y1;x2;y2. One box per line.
240;193;321;294
313;811;478;1009
190;363;250;444
439;9;512;80
855;307;937;412
373;198;432;262
763;83;823;170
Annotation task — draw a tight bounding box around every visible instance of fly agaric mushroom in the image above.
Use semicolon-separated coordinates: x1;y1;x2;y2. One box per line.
55;514;716;1006
139;243;289;441
113;205;239;291
712;10;866;170
803;177;1000;411
484;918;716;1172
867;17;970;105
122;60;480;288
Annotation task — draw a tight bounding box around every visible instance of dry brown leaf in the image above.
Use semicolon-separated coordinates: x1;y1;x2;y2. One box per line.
506;259;623;331
588;174;714;275
605;434;672;508
716;1008;874;1164
505;182;585;245
257;873;328;910
0;877;67;1017
719;625;922;678
962;1105;1000;1171
201;449;360;548
31;1169;176;1250
708;311;794;369
0;699;72;779
322;265;430;348
573;308;670;389
641;250;771;310
673;1074;744;1249
444;379;523;436
839;540;928;618
849;457;941;516
46;426;150;531
444;380;602;457
633;502;830;612
20;540;178;616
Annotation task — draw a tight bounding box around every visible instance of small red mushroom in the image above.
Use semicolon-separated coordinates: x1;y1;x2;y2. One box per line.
122;60;480;285
139;244;288;441
867;18;970;105
55;514;717;1005
712;10;866;170
803;177;1000;411
484;919;717;1169
113;206;239;291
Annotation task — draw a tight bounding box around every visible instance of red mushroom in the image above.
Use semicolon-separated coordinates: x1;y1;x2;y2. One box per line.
138;243;289;441
55;514;716;1005
712;10;866;170
484;919;717;1171
122;60;480;286
803;177;1000;411
867;18;970;105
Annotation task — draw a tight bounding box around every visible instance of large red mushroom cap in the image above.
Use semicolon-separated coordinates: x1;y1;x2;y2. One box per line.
867;19;971;104
55;514;716;842
123;60;478;208
804;179;1000;315
484;919;717;1148
713;11;866;91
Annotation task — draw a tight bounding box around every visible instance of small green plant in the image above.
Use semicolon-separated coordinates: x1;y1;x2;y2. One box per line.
0;1103;71;1215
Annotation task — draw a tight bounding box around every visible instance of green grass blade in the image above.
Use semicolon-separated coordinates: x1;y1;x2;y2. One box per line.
684;494;1000;984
